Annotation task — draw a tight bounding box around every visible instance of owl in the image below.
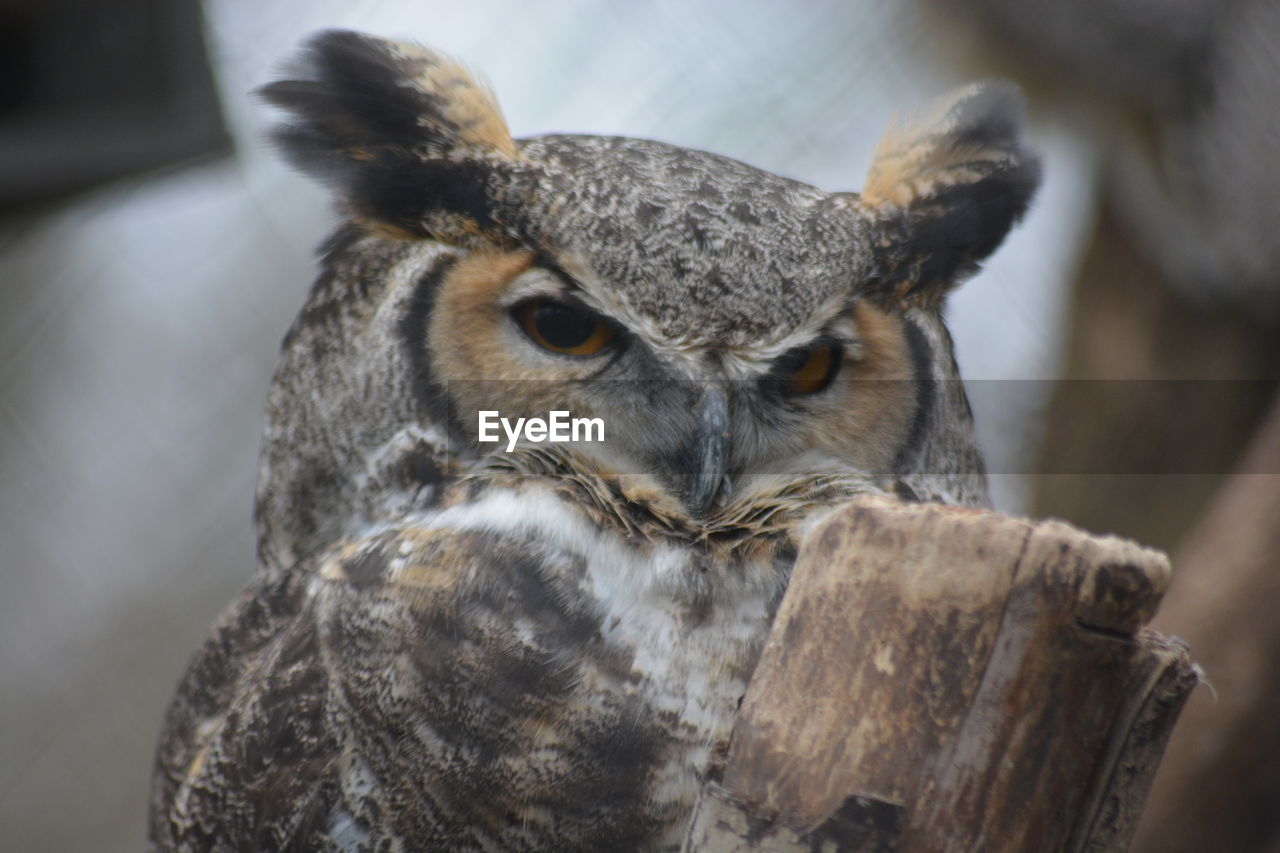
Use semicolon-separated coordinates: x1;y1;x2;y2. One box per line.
149;30;1039;852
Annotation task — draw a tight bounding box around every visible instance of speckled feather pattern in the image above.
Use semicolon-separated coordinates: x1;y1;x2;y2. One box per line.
508;135;875;349
150;29;1038;852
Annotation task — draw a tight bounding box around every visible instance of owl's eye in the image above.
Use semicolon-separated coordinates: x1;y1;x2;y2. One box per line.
774;343;843;395
515;299;617;356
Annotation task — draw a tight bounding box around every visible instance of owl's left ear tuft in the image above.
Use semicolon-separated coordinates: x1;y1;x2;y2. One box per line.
861;81;1041;305
259;30;519;244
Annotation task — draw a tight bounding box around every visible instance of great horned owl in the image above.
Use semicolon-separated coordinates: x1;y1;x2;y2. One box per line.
149;30;1039;851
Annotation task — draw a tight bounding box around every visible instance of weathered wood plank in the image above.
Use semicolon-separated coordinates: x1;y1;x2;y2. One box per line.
685;496;1196;852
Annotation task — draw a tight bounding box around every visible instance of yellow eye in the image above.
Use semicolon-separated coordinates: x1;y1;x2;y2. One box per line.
516;299;616;356
778;343;842;395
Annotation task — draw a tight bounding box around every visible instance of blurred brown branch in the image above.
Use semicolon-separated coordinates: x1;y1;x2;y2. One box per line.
1135;393;1280;852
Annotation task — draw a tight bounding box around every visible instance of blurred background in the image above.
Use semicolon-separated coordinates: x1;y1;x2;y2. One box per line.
1;1;1276;850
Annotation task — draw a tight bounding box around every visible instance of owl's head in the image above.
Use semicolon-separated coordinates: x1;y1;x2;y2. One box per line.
254;30;1039;571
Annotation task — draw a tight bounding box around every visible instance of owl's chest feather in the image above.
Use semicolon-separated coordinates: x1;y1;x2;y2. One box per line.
433;485;784;697
584;545;783;832
582;538;781;737
422;485;789;827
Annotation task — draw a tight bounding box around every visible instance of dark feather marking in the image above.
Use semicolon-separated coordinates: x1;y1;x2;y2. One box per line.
900;158;1040;298
391;440;450;498
400;255;468;446
342;547;390;589
894;479;922;502
893;318;935;474
355;157;505;237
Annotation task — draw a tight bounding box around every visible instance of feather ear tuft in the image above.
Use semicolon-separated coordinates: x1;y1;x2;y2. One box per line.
259;30;519;245
861;81;1041;305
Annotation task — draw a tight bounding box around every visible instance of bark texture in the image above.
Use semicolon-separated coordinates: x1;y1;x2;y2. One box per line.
684;496;1198;852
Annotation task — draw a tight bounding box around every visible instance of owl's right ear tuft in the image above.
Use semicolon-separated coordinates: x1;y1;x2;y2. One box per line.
259;30;519;244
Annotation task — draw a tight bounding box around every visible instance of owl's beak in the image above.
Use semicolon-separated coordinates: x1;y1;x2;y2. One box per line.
684;385;730;517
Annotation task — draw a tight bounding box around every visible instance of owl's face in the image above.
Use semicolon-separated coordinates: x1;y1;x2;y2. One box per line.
426;175;916;515
255;31;1039;568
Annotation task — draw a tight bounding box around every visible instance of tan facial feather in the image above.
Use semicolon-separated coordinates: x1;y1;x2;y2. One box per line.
429;250;536;382
804;301;915;471
429;251;612;439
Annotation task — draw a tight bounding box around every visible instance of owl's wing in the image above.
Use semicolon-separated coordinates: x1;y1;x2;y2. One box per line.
149;522;661;851
149;568;339;850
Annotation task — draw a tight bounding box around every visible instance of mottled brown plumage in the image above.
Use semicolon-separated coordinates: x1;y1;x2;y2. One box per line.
150;29;1039;851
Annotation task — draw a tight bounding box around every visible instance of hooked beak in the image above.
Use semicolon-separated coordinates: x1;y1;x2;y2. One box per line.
683;385;730;516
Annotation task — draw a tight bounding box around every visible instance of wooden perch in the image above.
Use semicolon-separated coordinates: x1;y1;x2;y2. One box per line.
683;496;1198;853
